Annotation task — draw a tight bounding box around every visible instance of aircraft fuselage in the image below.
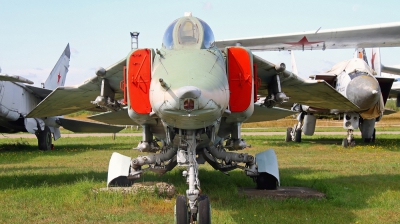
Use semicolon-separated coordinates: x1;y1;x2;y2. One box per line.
335;70;380;111
150;49;229;129
0;81;41;130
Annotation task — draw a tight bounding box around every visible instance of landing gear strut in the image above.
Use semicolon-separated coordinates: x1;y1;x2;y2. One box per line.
286;112;305;143
342;129;355;147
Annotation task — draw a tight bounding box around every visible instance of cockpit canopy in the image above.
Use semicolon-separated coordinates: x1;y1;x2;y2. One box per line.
162;15;215;50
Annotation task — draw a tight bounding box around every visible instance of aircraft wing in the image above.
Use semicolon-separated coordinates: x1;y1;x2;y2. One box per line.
245;104;296;123
216;22;400;51
0;73;34;84
58;118;124;133
383;108;397;115
254;55;359;111
26;58;126;118
24;85;53;99
382;65;400;75
88;109;138;125
389;87;400;99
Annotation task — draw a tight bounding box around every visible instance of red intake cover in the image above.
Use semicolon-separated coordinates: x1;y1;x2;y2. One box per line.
127;49;152;114
227;47;253;112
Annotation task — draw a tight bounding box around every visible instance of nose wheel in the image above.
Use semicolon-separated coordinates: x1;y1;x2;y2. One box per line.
197;195;211;224
175;194;211;224
175;195;189;224
342;129;355;147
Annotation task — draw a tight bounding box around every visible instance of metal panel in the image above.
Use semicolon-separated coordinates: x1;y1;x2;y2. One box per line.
227;47;253;112
127;49;152;114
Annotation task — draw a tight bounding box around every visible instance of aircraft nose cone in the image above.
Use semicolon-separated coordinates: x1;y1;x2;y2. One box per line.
346;73;380;110
175;86;201;99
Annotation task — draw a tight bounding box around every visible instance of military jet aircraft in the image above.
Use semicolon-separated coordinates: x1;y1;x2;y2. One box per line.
285;51;394;146
285;48;399;147
27;13;400;222
0;44;123;150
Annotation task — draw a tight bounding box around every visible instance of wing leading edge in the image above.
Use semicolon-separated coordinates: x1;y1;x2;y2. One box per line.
216;22;400;51
253;55;359;111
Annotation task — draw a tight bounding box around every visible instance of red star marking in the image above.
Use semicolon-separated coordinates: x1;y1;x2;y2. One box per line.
371;52;376;70
57;73;61;84
285;36;323;48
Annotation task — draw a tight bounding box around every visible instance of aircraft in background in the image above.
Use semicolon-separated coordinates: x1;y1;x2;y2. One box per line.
26;14;400;222
284;48;395;147
0;44;123;150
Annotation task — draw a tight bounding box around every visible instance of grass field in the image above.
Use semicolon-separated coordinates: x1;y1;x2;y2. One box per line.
0;133;399;224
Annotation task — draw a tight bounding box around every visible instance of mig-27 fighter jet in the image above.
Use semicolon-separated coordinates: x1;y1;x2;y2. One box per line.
27;13;400;222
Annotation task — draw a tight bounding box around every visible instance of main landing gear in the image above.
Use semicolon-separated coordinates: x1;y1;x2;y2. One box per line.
36;126;53;151
364;128;376;143
285;124;302;143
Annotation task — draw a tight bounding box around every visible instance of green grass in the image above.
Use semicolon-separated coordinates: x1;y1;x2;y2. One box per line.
0;135;399;223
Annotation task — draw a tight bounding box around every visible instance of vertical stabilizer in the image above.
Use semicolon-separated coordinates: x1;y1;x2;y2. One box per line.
354;48;369;65
290;50;298;75
44;44;70;89
371;48;382;76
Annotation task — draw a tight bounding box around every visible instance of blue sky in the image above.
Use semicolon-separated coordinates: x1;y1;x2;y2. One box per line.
1;0;400;86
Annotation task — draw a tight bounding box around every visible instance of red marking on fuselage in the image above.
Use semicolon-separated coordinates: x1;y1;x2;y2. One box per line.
57;73;61;84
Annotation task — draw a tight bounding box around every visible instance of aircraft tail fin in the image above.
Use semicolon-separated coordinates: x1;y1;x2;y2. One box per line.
290;50;298;75
371;48;382;76
370;48;400;76
354;48;369;65
43;43;70;90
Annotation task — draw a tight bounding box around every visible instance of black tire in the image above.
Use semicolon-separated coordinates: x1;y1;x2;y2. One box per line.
364;128;376;143
108;176;134;187
285;127;292;142
372;128;376;142
197;195;211;224
350;139;356;147
294;129;302;143
37;126;52;151
256;173;278;190
342;138;348;147
175;195;188;224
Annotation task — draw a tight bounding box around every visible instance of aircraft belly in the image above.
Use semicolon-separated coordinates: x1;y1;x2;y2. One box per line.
160;108;221;129
0;117;25;133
